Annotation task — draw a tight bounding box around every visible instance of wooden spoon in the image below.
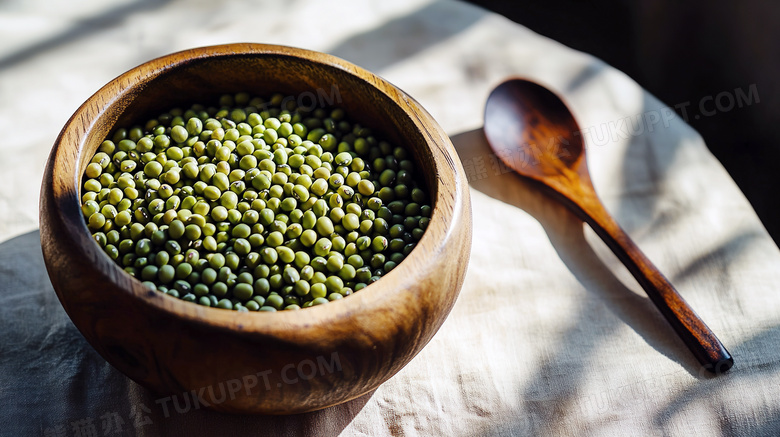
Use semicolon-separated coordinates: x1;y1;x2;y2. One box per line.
484;78;733;373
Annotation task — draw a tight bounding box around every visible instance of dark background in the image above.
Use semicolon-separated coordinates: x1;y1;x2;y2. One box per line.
467;0;780;244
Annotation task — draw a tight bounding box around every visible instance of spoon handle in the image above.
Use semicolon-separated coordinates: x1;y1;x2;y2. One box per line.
571;191;733;373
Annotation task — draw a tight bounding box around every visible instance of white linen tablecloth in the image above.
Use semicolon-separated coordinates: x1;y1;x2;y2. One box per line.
2;0;779;435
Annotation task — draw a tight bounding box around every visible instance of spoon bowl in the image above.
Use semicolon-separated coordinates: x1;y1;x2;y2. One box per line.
484;78;733;373
485;79;585;180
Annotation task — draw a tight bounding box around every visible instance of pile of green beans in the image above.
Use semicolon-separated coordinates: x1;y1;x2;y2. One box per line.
81;93;431;311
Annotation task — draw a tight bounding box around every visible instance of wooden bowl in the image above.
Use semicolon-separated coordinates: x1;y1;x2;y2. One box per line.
39;43;471;414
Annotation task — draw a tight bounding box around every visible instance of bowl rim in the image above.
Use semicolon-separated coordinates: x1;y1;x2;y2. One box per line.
44;42;469;343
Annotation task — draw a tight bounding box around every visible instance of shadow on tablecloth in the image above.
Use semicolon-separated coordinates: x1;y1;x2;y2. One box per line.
450;125;780;435
450;127;701;369
0;231;371;436
450;127;701;434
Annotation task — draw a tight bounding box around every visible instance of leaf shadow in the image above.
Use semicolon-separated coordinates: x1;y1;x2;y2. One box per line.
326;0;485;73
652;324;780;435
0;0;173;71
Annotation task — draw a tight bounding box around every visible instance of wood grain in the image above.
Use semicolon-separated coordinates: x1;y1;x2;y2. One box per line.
484;78;732;373
39;43;472;414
